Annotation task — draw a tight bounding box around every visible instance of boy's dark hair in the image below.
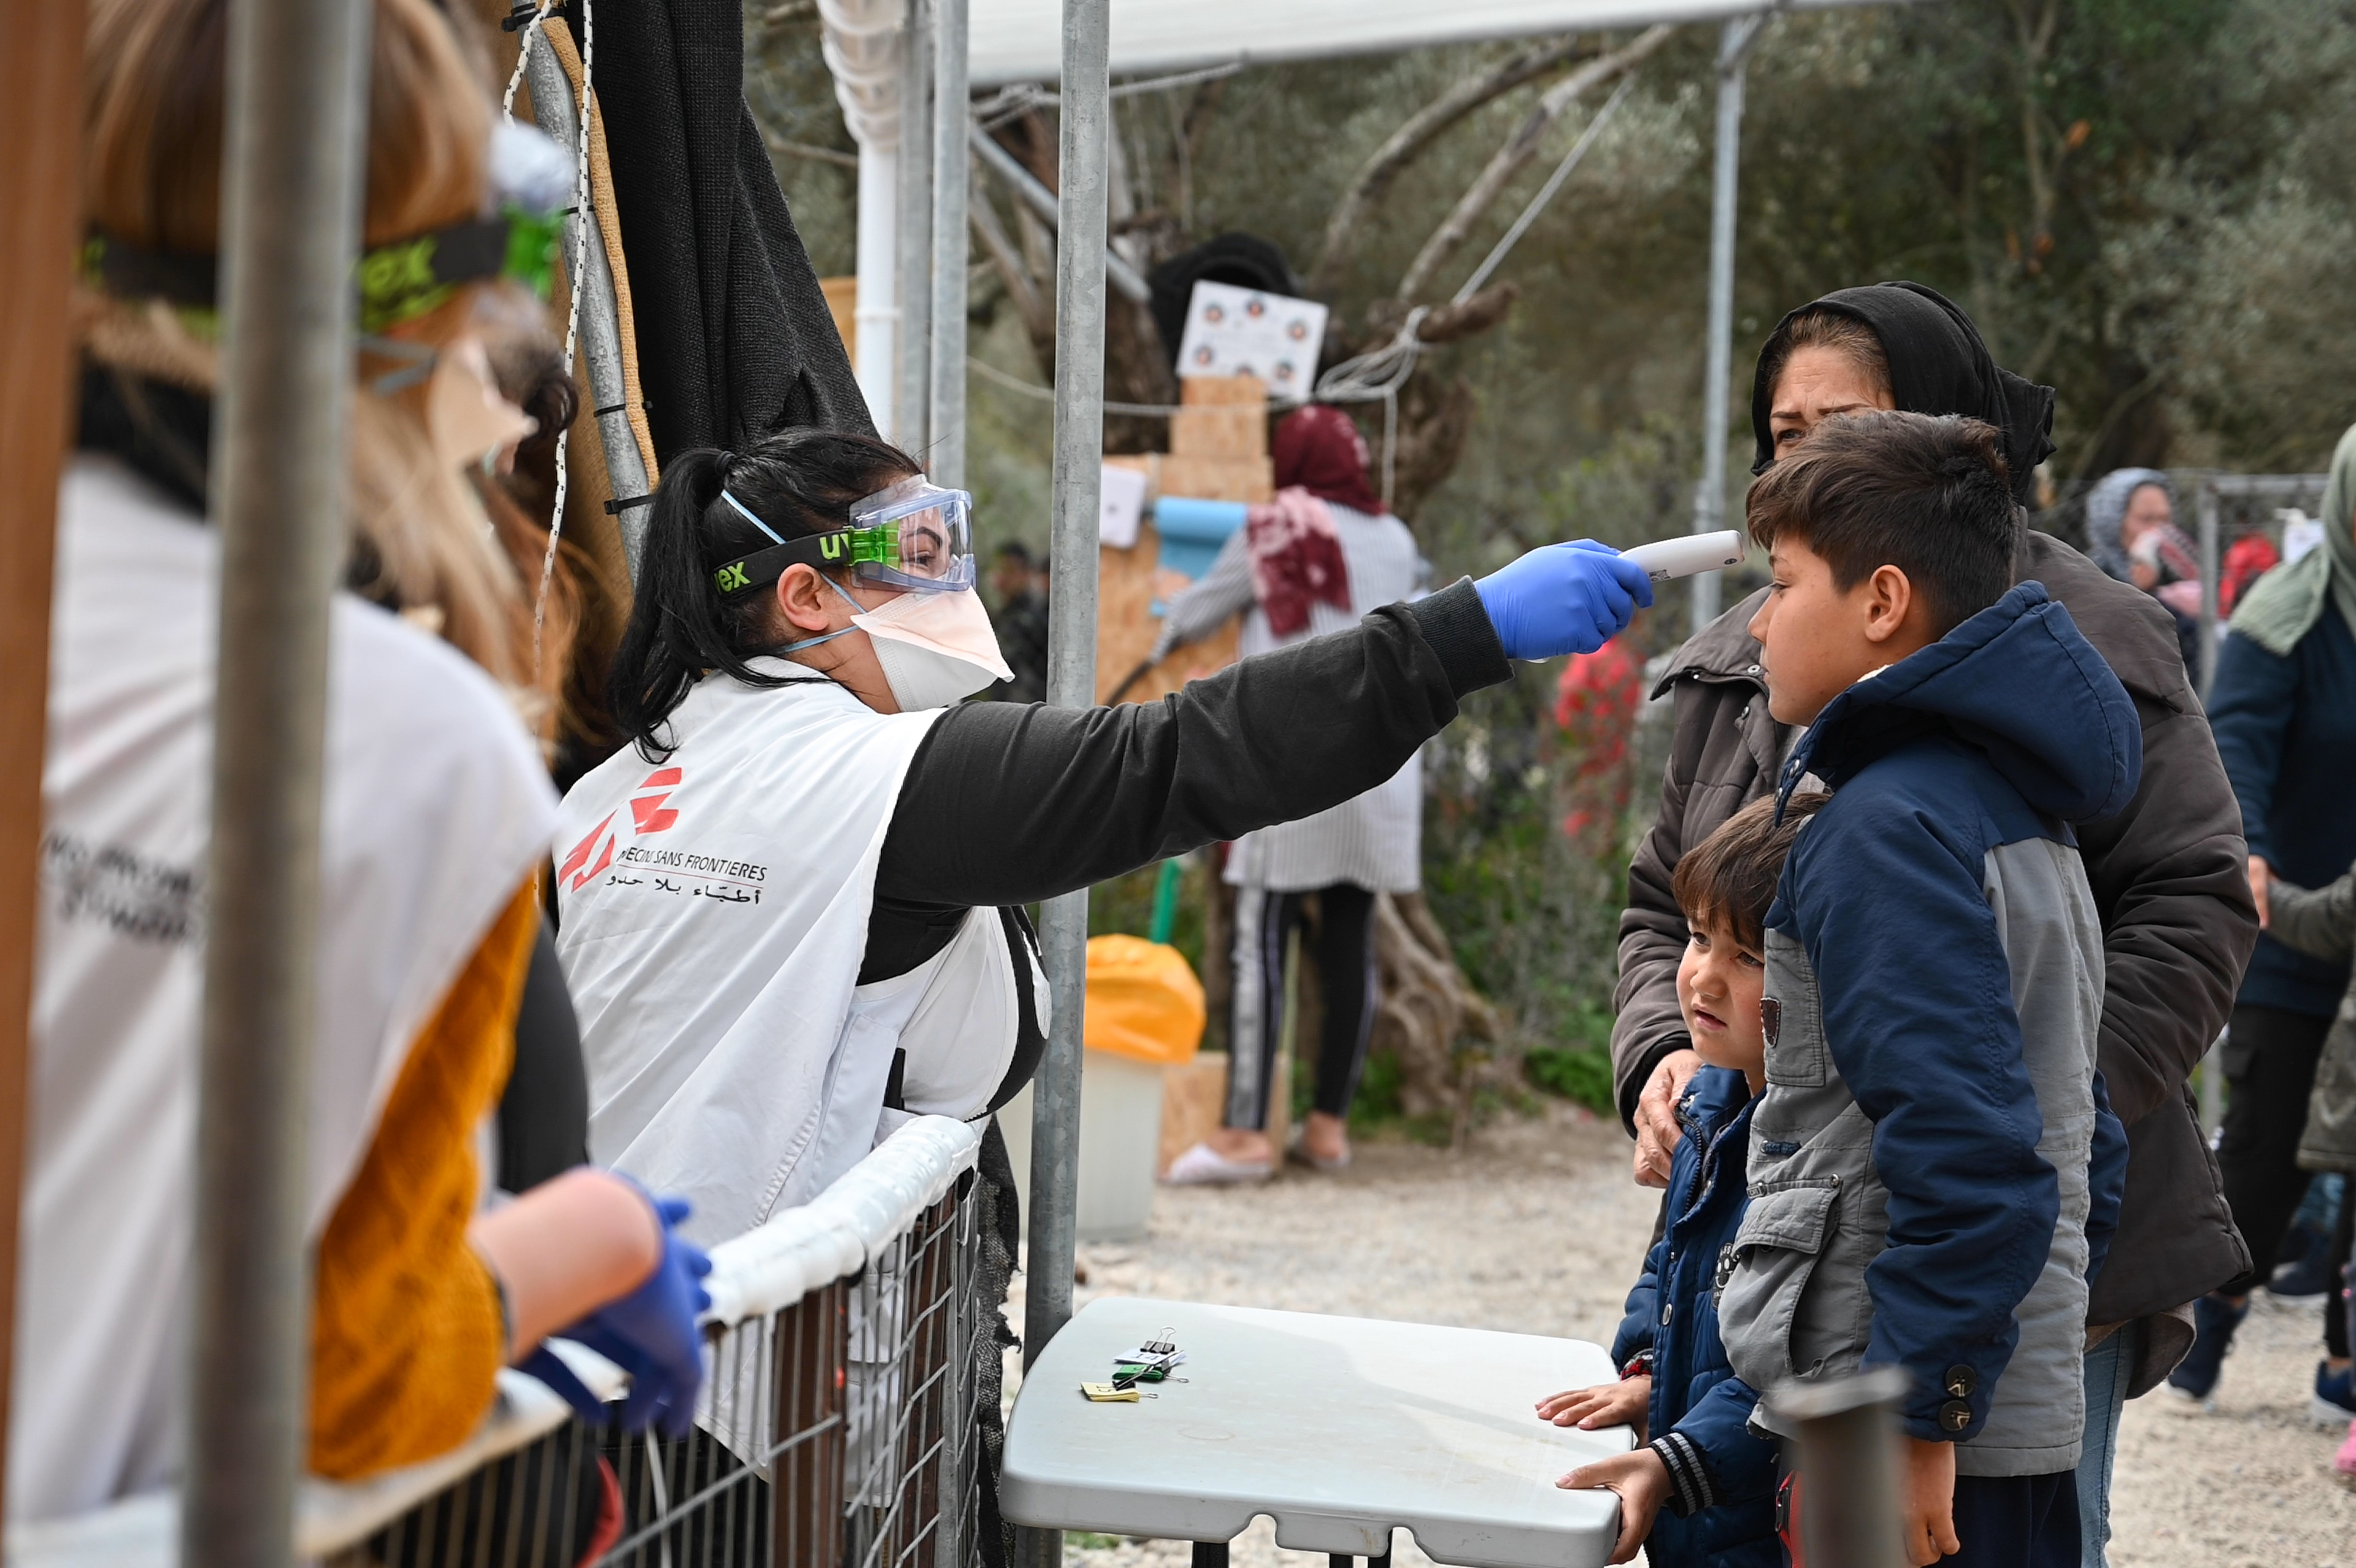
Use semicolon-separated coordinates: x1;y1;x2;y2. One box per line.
1745;410;2020;636
1673;791;1832;952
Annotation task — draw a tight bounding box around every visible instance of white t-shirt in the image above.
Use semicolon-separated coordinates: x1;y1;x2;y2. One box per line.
13;459;556;1521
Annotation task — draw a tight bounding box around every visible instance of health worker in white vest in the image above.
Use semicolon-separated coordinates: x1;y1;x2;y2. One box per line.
553;428;1656;1245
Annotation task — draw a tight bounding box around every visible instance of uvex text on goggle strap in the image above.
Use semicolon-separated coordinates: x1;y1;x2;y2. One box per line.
712;480;975;598
82;206;563;334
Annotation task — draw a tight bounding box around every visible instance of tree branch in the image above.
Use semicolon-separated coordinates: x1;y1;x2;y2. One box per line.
761;128;858;169
969;185;1052;374
1306;34;1594;293
1395;25;1673;304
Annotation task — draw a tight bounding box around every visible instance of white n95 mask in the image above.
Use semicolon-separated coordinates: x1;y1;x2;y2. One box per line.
782;574;1014;710
840;579;1012;711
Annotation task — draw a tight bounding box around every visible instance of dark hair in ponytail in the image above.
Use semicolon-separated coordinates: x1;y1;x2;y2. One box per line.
609;428;920;759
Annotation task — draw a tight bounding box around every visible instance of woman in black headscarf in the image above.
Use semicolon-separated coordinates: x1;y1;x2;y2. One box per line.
1609;283;2256;1567
1747;281;2057;496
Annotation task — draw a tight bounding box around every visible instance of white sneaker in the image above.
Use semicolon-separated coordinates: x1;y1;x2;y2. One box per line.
1163;1142;1273;1186
2164;1383;2216;1416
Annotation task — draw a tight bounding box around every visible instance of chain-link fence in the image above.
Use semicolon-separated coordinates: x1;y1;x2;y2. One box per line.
12;1116;998;1568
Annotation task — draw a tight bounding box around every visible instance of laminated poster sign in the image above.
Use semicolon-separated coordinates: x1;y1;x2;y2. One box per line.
1174;280;1328;393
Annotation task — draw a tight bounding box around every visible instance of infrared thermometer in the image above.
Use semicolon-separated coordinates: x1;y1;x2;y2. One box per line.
1620;530;1745;582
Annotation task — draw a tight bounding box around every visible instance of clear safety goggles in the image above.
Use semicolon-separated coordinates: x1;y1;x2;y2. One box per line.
844;478;976;591
712;477;977;598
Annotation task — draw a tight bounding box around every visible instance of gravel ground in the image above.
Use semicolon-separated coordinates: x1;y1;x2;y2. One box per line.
1003;1100;2356;1568
2109;1288;2356;1567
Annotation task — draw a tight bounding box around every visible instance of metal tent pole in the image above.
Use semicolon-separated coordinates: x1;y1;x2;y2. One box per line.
928;0;971;487
1690;12;1763;638
186;0;372;1565
1020;0;1111;1561
1763;1368;1910;1568
896;0;935;453
918;0;966;484
0;0;85;1524
521;42;654;576
2195;476;2221;700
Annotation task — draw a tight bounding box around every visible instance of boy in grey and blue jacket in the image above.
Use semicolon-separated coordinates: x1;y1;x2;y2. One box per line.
1715;410;2130;1567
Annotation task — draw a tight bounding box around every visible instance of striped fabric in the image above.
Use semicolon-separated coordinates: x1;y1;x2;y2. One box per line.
1649;1430;1718;1518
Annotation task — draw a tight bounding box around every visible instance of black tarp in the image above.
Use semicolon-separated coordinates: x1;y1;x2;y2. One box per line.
569;0;874;460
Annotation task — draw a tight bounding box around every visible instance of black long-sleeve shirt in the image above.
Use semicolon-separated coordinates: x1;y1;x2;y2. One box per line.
856;579;1509;981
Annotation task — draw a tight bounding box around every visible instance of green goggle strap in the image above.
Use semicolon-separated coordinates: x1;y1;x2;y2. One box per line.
712;531;859;597
712;518;926;598
83;205;561;336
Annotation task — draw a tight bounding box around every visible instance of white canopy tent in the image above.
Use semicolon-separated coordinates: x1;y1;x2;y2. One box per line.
966;0;1903;85
822;0;1920;624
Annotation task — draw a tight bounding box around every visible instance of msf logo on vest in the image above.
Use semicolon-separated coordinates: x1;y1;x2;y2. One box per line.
558;768;683;892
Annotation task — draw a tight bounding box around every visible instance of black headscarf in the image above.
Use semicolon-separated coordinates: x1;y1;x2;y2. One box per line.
1749;282;2055;506
577;1;874;460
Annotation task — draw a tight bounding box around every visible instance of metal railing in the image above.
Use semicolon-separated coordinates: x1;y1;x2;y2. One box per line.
11;1116;998;1568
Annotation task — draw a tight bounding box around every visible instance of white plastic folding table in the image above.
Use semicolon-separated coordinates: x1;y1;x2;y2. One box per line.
999;1298;1633;1568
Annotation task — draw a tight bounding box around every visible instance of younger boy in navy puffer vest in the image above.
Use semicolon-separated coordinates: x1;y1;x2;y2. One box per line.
1538;791;1825;1567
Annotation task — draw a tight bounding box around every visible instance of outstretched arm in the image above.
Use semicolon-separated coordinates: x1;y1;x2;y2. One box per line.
878;546;1652;909
2266;868;2356;965
1150;528;1256;660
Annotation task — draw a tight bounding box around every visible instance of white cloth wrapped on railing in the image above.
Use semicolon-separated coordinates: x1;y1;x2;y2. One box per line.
701;1115;982;1332
9;1116;985;1568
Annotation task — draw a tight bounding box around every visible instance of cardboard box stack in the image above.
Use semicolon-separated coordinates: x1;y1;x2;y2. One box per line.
1093;376;1271;705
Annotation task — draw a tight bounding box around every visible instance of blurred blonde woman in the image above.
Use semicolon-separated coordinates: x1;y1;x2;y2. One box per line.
23;0;701;1522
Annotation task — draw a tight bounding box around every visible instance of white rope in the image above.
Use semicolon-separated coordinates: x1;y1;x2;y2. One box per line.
974;61;1243;129
1452;71;1637;306
1310;306;1428;511
501;0;557;117
965;355;1306;417
517;0;594;679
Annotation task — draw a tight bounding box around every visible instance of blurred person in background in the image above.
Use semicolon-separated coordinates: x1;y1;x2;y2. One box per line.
1614;282;2254;1568
2221;530;2283;622
1149;406;1427;1181
1553;632;1647;854
2171;422;2356;1418
2087;468;2203;679
30;0;710;1522
987;540;1049;703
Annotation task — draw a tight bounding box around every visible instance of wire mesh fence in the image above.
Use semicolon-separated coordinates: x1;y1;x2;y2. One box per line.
350;1121;987;1568
13;1117;996;1568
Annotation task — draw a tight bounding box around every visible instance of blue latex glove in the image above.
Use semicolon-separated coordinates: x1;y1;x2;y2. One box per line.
520;1187;713;1437
1473;539;1655;660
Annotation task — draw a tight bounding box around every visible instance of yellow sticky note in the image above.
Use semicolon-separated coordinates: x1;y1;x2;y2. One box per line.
1080;1382;1142;1402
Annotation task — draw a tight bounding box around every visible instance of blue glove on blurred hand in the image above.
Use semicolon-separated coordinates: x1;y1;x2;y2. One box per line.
521;1188;712;1437
1474;539;1655;660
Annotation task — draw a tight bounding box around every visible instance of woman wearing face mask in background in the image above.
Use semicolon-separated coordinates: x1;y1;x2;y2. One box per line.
2086;468;2205;681
1609;282;2255;1568
553;428;1658;1249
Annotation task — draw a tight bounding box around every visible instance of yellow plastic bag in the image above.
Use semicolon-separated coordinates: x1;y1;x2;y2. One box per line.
1083;934;1206;1067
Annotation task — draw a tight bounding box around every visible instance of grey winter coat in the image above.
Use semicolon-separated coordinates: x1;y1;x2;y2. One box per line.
1717;584;2130;1474
1616;533;2254;1390
2274;868;2356;1173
